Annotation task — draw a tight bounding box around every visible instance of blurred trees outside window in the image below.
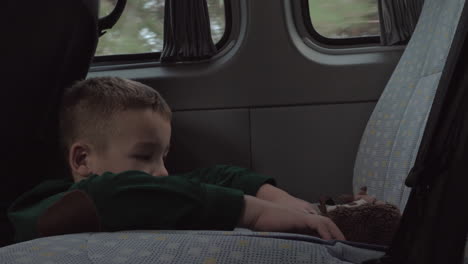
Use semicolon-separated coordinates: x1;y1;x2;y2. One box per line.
96;0;226;56
96;0;380;56
308;0;380;39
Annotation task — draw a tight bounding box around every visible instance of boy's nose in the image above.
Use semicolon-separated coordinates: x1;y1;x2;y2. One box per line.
154;166;169;177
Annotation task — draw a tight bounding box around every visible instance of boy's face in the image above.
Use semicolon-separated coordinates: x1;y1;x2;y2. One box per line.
81;108;171;179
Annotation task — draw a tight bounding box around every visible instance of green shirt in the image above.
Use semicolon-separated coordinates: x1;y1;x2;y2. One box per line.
8;165;275;242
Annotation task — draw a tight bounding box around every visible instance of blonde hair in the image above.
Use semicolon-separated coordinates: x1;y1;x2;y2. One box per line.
59;76;171;156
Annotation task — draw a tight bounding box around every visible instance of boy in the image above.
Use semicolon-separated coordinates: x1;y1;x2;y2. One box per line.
8;77;345;243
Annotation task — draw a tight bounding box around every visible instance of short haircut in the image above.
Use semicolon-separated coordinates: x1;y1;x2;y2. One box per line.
59;76;172;156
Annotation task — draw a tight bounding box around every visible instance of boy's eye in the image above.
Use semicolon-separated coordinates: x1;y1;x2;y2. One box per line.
133;155;152;161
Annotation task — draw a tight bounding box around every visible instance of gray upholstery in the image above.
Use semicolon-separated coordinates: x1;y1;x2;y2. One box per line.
354;0;465;209
0;230;384;264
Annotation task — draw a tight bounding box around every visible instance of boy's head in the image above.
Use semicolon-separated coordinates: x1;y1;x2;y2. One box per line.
60;77;172;182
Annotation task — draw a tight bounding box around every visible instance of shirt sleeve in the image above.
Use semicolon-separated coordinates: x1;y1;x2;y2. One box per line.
7;180;72;242
71;171;245;232
173;165;276;196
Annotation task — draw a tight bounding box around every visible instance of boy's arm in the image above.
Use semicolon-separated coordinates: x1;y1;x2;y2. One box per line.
73;171;245;231
7;180;73;242
7;173;243;242
10;171;344;241
240;195;344;240
174;165;275;196
177;165;318;214
80;172;343;240
256;184;319;214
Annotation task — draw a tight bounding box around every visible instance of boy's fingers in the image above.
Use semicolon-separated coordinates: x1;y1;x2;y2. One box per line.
326;220;345;241
308;217;344;241
303;205;318;214
305;204;319;215
315;224;332;240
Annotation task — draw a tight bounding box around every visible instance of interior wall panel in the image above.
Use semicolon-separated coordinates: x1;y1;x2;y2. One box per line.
166;109;251;174
251;102;376;202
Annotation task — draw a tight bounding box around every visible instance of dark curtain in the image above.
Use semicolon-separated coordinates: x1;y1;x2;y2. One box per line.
378;0;425;45
161;0;217;62
366;3;468;264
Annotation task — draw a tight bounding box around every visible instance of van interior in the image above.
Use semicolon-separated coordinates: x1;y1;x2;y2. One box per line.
1;0;468;263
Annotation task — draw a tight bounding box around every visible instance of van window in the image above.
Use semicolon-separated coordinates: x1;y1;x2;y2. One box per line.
306;0;380;43
96;0;226;56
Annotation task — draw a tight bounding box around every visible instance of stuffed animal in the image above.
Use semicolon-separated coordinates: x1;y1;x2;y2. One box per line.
318;187;401;246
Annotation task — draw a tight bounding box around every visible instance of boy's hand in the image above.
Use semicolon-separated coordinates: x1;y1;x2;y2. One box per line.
277;196;319;215
240;195;345;241
256;184;318;214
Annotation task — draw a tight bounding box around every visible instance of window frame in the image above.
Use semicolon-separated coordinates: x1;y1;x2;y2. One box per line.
92;0;233;65
300;0;381;47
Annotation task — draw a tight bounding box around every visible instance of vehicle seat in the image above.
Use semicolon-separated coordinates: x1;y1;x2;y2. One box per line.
353;0;466;209
0;0;101;247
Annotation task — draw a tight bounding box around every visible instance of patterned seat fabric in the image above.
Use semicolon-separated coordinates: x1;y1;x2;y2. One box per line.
353;0;466;209
0;230;384;264
465;239;468;264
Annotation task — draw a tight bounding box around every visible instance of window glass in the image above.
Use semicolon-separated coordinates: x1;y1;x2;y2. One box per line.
308;0;380;39
96;0;226;56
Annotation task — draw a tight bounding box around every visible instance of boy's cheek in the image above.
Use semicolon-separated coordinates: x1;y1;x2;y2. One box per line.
96;159;138;175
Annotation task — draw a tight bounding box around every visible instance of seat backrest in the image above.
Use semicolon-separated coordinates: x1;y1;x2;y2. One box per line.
0;0;100;246
353;0;466;209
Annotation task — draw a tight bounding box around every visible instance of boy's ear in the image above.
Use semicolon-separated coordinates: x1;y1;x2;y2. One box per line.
69;143;93;179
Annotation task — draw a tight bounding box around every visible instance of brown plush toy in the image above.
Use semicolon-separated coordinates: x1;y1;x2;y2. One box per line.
318;187;401;246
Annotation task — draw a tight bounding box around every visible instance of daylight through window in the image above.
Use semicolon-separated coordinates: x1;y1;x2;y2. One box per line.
308;0;380;39
96;0;226;56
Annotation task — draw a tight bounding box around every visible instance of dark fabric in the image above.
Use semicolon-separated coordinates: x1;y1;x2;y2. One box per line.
38;190;101;237
327;203;401;247
378;0;425;45
317;190;401;247
178;165;276;196
366;2;468;264
8;166;274;243
161;0;217;62
0;0;100;246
